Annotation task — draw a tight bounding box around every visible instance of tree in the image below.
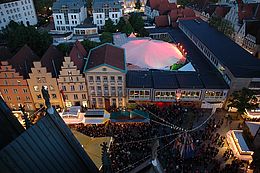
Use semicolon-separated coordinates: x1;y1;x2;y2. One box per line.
228;88;258;114
116;17;126;32
57;43;72;56
100;32;113;43
81;40;102;52
33;0;53;15
135;0;142;10
128;13;144;33
0;21;52;57
122;23;134;36
104;18;116;33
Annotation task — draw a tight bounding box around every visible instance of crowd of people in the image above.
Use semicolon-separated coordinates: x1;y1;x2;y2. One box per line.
70;104;248;172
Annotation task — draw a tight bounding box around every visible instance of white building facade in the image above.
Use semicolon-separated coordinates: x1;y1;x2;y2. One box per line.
0;0;37;30
92;0;123;28
52;0;87;32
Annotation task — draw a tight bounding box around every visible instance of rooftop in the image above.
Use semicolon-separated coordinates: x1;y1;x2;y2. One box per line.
69;40;87;72
84;43;126;72
52;0;86;11
92;0;122;9
179;19;260;78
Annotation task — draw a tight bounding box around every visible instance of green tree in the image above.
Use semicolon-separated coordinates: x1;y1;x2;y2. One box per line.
81;40;102;52
33;0;53;15
228;88;258;114
135;0;142;10
104;18;116;33
122;23;134;36
100;32;113;43
128;13;144;33
57;43;71;56
0;21;52;57
116;17;126;32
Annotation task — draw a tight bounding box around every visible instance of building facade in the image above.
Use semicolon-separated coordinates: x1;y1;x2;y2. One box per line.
0;0;37;29
57;56;88;107
0;61;34;110
84;44;127;109
27;62;63;109
92;0;123;28
52;0;87;32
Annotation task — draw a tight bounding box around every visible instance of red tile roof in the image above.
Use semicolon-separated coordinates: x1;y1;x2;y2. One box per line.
69;40;88;72
155;15;169;27
41;45;64;77
238;3;255;21
183;8;196;18
158;0;171;15
169;9;178;22
214;6;230;18
85;44;125;72
148;0;160;9
8;45;38;78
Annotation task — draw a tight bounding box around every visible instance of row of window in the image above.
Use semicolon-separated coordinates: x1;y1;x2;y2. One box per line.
61;85;85;91
3;88;28;94
88;76;123;82
6;95;30;101
91;97;122;107
129;89;225;100
2;0;31;9
63;94;87;100
89;86;123;96
34;85;54;92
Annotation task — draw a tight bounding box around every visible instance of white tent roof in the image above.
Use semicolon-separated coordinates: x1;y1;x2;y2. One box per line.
128;33;136;38
122;39;185;69
178;62;196;72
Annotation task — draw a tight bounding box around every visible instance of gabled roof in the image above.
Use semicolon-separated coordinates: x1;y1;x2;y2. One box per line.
155;15;169;27
147;0;160;9
8;45;38;79
69;41;88;72
0;103;99;173
214;6;230;18
0;46;12;60
41;45;64;77
183;8;196;18
158;0;171;15
84;43;126;72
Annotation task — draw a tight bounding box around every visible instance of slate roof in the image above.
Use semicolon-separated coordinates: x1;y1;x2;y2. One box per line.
52;0;86;12
92;0;122;9
127;70;216;89
8;45;38;79
84;43;126;72
41;45;64;77
0;100;99;173
69;41;87;72
0;96;24;150
179;19;260;78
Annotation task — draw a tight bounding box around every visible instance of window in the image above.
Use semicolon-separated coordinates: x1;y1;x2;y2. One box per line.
52;94;57;99
62;85;66;91
13;89;18;93
71;85;75;91
37;94;42;99
42;77;46;83
118;76;122;81
26;96;30;101
3;89;8;94
4;80;8;85
49;85;54;91
103;76;108;82
68;71;72;75
4;73;8;78
96;76;101;82
23;88;28;93
82;94;86;99
34;85;39;91
16;96;21;101
79;85;84;90
7;96;11;101
89;76;94;81
37;77;41;83
110;76;115;81
74;94;78;100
